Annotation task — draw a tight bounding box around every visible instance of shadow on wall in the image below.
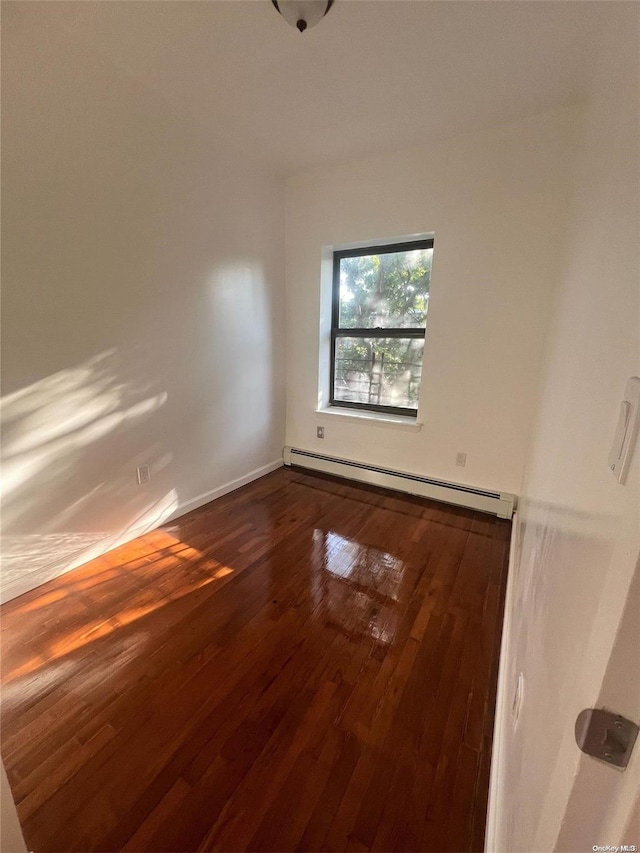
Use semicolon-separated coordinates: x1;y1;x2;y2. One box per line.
0;349;176;603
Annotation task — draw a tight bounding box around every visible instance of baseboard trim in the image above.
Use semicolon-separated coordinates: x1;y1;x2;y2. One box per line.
165;459;283;523
284;446;515;518
485;511;519;852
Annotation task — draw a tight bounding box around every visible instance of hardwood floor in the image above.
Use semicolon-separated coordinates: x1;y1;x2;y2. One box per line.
1;467;510;852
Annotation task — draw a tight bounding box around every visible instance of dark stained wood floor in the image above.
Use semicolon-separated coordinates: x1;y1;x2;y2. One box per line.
1;467;510;853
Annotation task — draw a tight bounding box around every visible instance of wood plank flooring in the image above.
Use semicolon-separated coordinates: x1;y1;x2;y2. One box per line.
1;467;510;852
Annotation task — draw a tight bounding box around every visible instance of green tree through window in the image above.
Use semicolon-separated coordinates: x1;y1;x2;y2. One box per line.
331;240;433;416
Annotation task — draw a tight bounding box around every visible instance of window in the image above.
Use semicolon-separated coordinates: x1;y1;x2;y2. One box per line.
330;239;433;417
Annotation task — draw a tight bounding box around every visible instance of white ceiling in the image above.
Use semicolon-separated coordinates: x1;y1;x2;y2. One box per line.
5;0;620;175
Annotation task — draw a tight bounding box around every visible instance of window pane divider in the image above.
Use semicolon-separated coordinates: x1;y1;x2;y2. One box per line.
334;328;425;339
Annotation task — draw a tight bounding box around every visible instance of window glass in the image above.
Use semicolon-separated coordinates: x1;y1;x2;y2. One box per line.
333;337;424;411
338;248;432;329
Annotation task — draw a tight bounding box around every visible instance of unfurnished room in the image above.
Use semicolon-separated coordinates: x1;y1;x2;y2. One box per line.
1;1;639;852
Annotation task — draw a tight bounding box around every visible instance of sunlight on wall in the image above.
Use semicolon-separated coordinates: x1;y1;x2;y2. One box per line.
1;350;167;518
0;349;172;602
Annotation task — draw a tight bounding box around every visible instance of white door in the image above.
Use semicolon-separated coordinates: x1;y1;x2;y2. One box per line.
555;560;640;852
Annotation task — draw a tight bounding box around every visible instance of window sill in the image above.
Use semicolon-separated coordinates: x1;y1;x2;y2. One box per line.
315;406;423;432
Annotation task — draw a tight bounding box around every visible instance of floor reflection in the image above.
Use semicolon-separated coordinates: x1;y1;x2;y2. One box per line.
312;529;406;648
0;468;509;853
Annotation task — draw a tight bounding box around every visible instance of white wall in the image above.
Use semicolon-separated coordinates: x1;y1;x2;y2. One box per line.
493;8;640;851
284;106;580;495
1;6;286;602
0;762;27;853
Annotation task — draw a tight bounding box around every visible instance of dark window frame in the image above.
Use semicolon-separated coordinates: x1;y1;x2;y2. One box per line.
330;238;434;418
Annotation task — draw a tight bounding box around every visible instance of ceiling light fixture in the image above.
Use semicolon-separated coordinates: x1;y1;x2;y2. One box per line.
271;0;334;33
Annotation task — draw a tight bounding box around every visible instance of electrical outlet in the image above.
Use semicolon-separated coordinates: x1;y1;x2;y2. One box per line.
136;465;150;485
456;452;467;467
317;426;324;439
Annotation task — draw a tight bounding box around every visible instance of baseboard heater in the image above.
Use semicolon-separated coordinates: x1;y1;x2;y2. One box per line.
283;446;515;519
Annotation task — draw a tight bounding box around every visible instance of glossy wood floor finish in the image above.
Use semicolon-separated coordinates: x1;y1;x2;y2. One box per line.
1;468;510;853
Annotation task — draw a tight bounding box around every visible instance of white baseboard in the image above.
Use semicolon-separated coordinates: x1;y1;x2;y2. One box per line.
485;511;519;852
165;459;283;522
